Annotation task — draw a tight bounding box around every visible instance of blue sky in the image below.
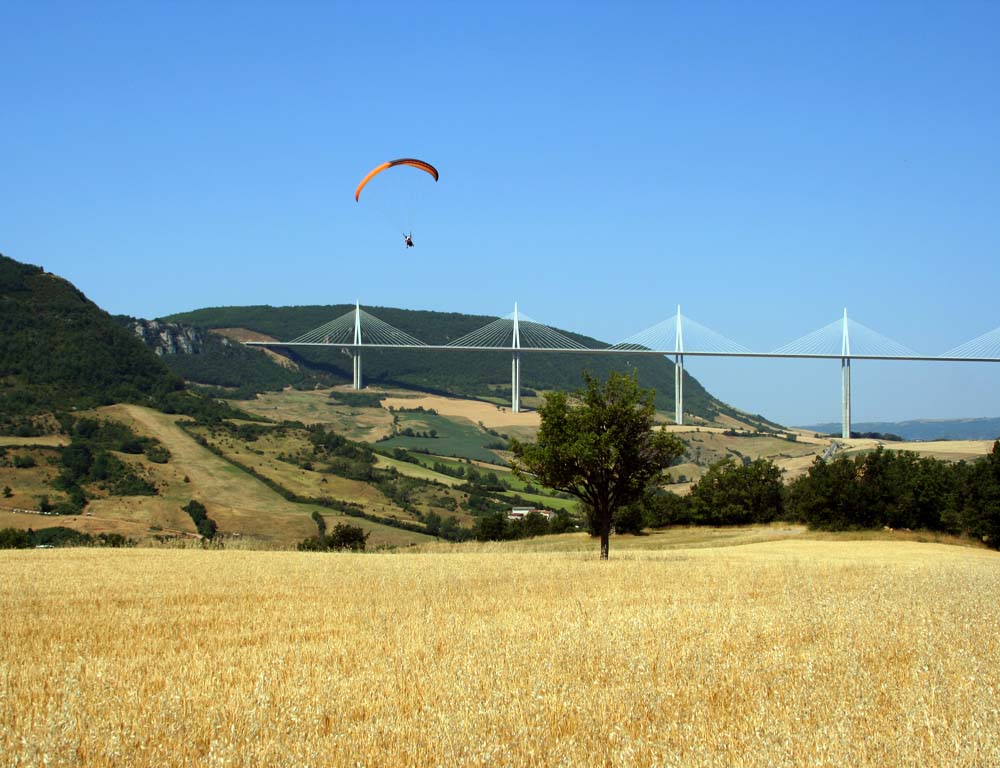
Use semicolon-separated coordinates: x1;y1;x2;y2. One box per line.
3;1;999;425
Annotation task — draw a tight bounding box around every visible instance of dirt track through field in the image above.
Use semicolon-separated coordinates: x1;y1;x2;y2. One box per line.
107;405;293;515
102;405;429;547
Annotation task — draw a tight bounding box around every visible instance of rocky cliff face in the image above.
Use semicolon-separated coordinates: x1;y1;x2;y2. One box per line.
128;319;227;356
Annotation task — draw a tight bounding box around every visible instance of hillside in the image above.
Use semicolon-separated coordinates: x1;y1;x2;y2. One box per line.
163;304;775;426
0;254;183;423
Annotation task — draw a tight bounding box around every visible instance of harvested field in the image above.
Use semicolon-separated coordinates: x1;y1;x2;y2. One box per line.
2;539;998;767
380;393;541;429
843;437;996;462
232;388;394;441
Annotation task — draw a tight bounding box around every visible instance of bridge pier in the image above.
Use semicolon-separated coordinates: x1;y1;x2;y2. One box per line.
511;352;521;413
841;356;851;439
353;352;362;390
674;354;684;425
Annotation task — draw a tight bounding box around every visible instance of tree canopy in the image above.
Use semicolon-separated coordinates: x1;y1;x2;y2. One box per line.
511;372;684;559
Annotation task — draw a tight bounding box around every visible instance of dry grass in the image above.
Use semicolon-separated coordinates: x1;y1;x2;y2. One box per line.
380;392;542;429
230;388;394;442
0;435;69;448
189;425;409;522
87;405;430;548
0;447;67;511
842;437;996;462
373;453;465;486
2;540;998;767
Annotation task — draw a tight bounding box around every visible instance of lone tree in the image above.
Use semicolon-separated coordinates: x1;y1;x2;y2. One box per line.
511;372;685;560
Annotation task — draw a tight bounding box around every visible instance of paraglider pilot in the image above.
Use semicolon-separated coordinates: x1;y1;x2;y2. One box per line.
404;233;414;248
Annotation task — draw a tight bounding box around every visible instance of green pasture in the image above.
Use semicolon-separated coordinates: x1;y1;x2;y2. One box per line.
398;450;574;511
379;412;505;463
372;454;463;486
499;490;579;513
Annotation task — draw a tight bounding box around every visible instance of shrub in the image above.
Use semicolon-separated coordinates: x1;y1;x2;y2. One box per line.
786;447;962;532
327;523;369;551
144;444;170;464
613;504;645;535
688;458;784;525
311;510;327;539
300;522;369;551
474;511;510;541
641;490;692;528
522;510;552;538
183;500;217;540
0;528;31;548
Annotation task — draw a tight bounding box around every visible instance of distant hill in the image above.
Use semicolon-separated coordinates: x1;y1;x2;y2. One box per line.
163;304;777;426
0;254;183;420
804;418;1000;442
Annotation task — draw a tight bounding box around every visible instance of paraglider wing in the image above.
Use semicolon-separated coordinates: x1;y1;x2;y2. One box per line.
354;158;439;202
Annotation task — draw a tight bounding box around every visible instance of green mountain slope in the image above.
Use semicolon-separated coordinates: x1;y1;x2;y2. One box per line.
164;304;773;425
0;255;183;418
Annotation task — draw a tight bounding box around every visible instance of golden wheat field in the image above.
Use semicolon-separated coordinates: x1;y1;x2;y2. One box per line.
2;541;999;767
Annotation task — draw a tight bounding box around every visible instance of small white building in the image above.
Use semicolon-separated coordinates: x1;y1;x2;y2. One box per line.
508;507;556;521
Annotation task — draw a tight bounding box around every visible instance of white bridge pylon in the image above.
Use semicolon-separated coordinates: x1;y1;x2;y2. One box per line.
286;301;426;390
612;306;750;426
771;309;920;439
446;304;589;413
770;311;919;358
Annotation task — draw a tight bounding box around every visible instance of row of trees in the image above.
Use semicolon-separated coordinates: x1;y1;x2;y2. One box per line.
788;444;1000;542
614;444;1000;549
509;371;1000;558
473;509;576;541
0;526;134;549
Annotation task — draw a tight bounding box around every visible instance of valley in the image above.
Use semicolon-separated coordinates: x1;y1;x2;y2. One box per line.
3;381;997;549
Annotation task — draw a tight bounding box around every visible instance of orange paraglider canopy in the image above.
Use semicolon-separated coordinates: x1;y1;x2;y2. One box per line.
354;158;439;202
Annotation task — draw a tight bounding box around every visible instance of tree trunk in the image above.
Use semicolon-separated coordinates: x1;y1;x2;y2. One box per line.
599;506;612;560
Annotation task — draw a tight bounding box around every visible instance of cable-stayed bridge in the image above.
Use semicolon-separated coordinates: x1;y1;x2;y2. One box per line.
246;302;1000;439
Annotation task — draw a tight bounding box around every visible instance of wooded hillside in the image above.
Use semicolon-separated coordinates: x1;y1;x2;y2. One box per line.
0;255;182;420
